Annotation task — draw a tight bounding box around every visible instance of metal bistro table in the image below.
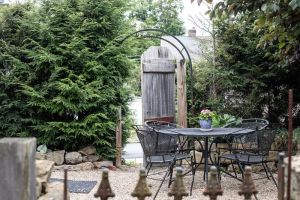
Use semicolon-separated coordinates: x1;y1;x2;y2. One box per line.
157;127;255;183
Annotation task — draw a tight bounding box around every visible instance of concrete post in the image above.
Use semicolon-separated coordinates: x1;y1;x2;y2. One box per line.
0;138;36;200
284;155;300;200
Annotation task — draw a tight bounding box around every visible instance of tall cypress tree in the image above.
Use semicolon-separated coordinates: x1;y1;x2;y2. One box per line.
0;0;132;158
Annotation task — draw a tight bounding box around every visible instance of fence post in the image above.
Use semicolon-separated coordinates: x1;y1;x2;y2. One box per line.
0;138;36;200
177;59;187;128
238;166;257;200
287;89;293;200
168;167;188;200
64;168;68;200
115;107;122;168
278;152;285;200
131;168;152;200
94;169;115;200
203;166;223;200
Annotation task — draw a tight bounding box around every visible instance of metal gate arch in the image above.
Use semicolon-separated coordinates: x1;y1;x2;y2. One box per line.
118;29;194;103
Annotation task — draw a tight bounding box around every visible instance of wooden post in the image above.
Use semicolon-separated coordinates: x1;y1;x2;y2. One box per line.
287;89;293;200
115;107;122;168
278;152;285;200
0;138;36;200
177;59;187;128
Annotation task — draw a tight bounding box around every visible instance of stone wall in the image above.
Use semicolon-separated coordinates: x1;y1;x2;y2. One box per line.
36;145;115;171
36;160;70;200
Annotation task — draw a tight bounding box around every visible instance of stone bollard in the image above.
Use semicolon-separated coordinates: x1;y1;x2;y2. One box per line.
131;168;152;200
0;137;36;200
238;166;258;200
94;168;115;200
168;167;188;200
284;155;300;200
203;166;223;200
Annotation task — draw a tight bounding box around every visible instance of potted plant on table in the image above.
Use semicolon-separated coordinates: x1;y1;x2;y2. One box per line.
199;109;216;130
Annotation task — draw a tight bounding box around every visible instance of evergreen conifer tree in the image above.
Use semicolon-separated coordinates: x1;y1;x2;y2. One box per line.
0;0;132;158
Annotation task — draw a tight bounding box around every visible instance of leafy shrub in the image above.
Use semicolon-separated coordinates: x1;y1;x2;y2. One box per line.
272;128;299;154
0;0;132;159
212;114;241;128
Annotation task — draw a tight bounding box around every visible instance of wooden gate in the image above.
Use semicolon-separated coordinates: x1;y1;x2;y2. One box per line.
141;46;176;123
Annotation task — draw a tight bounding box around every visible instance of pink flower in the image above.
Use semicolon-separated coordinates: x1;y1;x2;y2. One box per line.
199;109;215;120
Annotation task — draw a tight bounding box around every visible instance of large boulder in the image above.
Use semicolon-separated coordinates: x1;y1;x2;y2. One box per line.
77;162;95;170
54;162;95;171
46;150;65;165
38;182;70;200
93;161;114;169
36;160;55;197
78;145;96;155
54;165;81;171
83;155;100;162
65;152;83;164
36;152;47;160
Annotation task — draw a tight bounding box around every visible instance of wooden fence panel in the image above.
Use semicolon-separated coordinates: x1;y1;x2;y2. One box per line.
141;46;176;123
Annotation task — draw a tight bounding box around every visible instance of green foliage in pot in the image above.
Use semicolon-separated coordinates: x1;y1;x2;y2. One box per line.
212;114;241;128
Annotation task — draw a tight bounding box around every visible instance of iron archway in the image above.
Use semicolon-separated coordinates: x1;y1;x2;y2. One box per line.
117;28;194;103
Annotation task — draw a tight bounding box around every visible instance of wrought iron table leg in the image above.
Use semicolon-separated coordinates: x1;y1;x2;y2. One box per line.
204;137;209;182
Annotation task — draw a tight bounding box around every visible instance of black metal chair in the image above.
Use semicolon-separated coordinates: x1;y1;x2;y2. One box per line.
217;118;277;187
145;120;183;129
133;125;193;199
224;118;269;130
144;120;184;152
145;120;201;194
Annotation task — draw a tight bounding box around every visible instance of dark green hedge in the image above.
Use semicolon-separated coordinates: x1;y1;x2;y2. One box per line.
0;0;133;158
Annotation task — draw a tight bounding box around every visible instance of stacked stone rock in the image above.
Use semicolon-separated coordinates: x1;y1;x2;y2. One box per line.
36;145;115;171
36;160;70;200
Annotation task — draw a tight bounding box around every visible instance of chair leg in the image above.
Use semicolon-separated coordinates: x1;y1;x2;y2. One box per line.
146;163;152;175
264;162;278;188
262;162;270;179
214;156;221;181
168;163;174;188
153;163;172;200
231;161;238;178
190;156;195;195
237;162;245;179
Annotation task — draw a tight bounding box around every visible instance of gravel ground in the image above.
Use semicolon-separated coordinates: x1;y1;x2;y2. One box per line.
51;165;277;200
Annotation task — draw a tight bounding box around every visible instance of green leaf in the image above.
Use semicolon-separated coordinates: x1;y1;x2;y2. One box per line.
37;144;47;154
254;16;265;27
279;42;286;49
261;3;280;12
289;0;300;10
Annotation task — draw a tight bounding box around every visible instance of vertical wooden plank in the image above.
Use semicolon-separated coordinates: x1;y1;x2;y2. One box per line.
141;59;145;123
115;107;122;168
177;60;187;128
